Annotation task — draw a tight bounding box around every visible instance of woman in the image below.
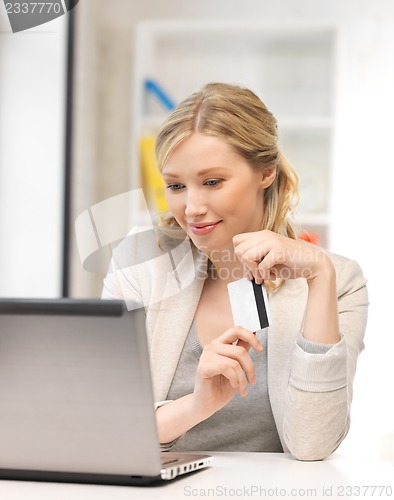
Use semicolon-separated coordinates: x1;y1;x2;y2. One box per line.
102;82;368;460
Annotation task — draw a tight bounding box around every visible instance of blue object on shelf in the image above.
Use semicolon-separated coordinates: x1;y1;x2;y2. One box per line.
144;79;176;111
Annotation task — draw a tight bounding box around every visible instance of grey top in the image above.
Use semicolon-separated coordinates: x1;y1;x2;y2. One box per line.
167;322;284;452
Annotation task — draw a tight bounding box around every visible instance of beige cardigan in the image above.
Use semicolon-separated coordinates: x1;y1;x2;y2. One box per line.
102;232;368;460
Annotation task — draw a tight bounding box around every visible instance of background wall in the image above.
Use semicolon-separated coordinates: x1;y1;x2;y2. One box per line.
0;0;393;469
69;0;394;468
330;10;394;464
0;12;66;297
68;0;341;297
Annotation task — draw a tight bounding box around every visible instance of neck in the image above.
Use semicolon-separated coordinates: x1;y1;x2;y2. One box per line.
205;245;245;284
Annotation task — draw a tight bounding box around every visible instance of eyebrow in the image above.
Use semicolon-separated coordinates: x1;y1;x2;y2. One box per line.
162;167;229;179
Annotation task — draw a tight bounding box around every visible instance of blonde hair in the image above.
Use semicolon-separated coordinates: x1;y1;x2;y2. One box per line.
155;82;299;241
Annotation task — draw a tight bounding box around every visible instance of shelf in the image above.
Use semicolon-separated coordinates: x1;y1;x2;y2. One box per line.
135;21;335;117
136;19;336;39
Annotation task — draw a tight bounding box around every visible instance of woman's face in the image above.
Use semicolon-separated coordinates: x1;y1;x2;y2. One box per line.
161;133;274;255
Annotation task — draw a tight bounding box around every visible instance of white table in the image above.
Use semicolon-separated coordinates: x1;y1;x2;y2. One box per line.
0;452;393;500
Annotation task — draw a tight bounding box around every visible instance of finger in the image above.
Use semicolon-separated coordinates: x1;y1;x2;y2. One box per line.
244;268;254;281
216;326;263;353
233;230;273;248
243;243;270;264
201;355;248;395
244;262;263;284
222;363;249;396
232;232;260;247
241;262;263;285
260;249;284;269
254;271;264;285
234;242;270;284
259;263;286;280
257;250;285;279
209;343;257;385
236;337;263;354
234;241;268;266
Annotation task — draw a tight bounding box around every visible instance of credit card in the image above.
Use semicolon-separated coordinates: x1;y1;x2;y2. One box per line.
227;278;271;332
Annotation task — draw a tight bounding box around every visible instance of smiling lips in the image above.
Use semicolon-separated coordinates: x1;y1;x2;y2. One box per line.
188;221;222;236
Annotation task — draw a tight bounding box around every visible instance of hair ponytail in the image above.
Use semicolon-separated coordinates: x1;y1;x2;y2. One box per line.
262;152;299;239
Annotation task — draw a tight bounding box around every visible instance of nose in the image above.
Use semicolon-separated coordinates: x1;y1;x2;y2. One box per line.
184;187;208;219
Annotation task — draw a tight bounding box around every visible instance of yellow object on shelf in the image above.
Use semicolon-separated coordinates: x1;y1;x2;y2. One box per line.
139;135;168;212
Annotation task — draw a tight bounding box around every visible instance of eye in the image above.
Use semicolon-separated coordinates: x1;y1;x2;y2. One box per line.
204;179;222;187
166;183;185;191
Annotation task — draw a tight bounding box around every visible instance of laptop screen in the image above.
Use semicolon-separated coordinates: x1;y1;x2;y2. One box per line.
0;298;163;478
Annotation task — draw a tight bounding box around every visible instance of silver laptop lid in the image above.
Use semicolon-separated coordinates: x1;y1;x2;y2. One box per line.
0;299;163;478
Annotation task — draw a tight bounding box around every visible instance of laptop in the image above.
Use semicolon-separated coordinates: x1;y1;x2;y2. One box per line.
0;298;212;485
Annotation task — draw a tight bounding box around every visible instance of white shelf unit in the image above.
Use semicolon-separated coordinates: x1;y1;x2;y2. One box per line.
131;20;337;247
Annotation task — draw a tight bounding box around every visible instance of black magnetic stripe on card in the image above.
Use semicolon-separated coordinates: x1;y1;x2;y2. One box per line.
252;280;269;329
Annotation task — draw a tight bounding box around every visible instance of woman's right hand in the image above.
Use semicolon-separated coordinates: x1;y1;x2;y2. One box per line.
191;326;263;420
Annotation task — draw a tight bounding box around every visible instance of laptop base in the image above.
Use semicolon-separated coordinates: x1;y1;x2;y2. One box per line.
0;468;164;486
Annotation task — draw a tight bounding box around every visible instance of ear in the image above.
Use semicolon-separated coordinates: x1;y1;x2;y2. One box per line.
259;165;277;189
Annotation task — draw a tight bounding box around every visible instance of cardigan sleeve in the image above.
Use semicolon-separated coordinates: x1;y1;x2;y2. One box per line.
283;257;368;461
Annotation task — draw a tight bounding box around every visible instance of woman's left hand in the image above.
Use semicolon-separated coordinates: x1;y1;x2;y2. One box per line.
233;230;333;285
